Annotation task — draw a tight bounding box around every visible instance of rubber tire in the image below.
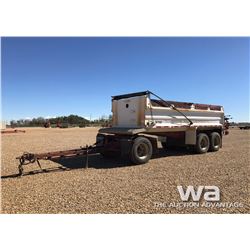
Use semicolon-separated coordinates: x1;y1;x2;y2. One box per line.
130;137;153;164
209;132;221;152
196;133;210;154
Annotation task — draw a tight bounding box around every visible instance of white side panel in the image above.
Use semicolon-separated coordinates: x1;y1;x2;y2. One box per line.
113;96;145;128
145;106;224;127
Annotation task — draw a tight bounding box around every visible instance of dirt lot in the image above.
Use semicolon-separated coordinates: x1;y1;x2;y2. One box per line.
1;127;249;213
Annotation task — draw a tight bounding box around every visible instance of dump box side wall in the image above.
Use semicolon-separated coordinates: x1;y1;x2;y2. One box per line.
146;106;224;127
112;96;146;128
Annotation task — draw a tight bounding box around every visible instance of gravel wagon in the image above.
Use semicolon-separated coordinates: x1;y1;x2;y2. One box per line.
17;91;228;175
96;91;226;164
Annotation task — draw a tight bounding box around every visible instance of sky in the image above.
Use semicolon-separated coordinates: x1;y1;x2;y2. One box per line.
1;37;249;122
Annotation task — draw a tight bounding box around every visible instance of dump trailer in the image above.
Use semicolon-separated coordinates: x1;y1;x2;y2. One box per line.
17;90;227;175
96;91;226;164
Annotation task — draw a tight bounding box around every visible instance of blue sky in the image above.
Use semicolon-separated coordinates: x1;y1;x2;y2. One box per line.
1;37;249;122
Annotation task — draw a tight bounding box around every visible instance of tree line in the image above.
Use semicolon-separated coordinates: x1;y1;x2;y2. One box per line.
10;114;112;128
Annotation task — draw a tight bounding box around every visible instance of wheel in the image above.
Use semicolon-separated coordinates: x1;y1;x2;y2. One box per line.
209;132;221;152
130;137;153;164
196;133;210;154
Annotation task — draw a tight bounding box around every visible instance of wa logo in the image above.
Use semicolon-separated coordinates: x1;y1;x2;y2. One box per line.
177;186;220;201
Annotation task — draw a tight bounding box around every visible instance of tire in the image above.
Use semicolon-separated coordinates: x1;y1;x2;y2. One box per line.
130;137;153;164
209;132;221;152
196;133;210;154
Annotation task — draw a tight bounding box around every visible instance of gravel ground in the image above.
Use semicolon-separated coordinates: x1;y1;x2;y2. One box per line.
1;127;249;214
